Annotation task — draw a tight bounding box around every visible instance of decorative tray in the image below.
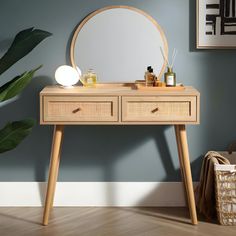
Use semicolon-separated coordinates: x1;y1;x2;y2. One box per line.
135;81;185;91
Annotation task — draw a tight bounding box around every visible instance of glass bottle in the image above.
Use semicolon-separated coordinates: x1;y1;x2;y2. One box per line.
145;66;155;87
164;67;176;87
81;69;97;87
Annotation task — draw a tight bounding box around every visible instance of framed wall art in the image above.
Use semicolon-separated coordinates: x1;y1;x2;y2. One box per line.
197;0;236;48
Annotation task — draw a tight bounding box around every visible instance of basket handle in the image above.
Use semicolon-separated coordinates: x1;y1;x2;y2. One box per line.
228;141;236;154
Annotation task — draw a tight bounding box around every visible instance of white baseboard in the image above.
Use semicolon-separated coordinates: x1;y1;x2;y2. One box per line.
0;182;198;207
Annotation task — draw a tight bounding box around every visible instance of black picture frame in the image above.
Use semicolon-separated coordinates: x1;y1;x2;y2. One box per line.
197;0;236;49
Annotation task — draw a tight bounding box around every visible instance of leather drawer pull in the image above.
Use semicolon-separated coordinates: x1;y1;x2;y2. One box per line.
72;108;81;113
151;107;159;113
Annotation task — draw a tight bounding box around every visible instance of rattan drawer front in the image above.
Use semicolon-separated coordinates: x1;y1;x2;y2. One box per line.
43;96;118;122
122;96;197;122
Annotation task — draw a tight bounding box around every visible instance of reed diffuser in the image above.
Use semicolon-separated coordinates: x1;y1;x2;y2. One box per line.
160;47;178;87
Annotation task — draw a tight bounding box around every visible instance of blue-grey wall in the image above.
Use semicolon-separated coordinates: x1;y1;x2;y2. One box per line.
0;0;236;182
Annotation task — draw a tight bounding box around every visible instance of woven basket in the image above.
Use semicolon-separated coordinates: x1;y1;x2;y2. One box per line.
214;150;236;225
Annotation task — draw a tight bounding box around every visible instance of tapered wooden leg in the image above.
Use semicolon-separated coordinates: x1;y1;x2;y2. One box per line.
42;125;64;226
49;126;64;210
175;126;188;203
49;141;62;210
175;125;198;225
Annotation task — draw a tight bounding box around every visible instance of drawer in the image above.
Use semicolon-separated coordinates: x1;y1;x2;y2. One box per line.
42;96;118;122
122;96;197;122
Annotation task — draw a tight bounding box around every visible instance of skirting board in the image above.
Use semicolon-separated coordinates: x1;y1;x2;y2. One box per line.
0;182;198;207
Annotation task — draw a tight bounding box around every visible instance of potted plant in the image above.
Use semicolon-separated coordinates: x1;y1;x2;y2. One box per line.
0;28;52;153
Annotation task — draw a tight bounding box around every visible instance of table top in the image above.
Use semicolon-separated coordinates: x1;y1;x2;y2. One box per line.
40;84;200;96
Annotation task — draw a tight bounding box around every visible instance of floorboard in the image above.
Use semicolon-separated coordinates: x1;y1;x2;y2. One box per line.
0;207;235;236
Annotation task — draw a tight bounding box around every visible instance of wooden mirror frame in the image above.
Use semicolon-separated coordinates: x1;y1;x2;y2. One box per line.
70;5;168;82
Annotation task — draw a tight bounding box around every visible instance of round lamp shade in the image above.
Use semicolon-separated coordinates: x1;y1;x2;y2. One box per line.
55;65;80;87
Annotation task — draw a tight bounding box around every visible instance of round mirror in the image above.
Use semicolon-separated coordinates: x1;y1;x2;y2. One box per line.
70;6;168;83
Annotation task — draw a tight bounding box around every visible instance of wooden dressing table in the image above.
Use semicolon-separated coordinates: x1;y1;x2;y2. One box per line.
40;84;200;225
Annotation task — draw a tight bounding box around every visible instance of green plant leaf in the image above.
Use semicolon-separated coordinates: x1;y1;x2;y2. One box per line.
0;65;41;102
0;119;35;154
0;28;52;75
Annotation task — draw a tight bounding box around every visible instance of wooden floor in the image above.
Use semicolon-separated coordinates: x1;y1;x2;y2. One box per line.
0;207;235;236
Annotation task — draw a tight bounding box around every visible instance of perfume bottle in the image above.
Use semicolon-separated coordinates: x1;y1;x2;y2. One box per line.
164;67;176;87
145;66;155;87
81;69;97;87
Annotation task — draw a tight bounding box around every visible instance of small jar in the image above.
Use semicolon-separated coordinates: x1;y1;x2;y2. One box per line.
81;69;97;87
145;67;155;87
164;67;176;87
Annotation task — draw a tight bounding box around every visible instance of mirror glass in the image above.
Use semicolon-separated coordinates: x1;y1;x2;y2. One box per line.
70;6;168;83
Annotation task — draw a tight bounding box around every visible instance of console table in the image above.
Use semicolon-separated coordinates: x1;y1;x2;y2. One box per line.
40;84;200;225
